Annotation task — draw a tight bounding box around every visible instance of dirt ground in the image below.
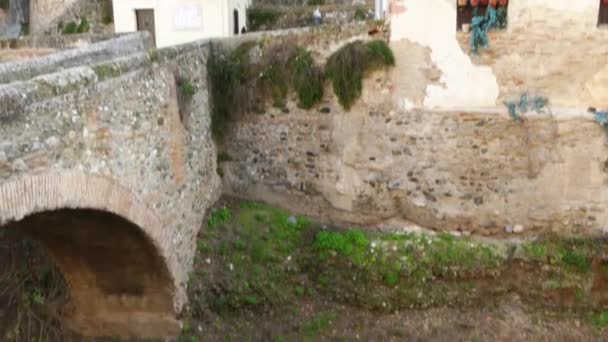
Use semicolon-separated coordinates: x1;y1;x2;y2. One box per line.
186;295;605;341
2;197;608;341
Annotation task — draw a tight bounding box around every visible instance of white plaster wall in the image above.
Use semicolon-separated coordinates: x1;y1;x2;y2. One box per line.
113;0;251;48
509;0;600;29
389;0;499;109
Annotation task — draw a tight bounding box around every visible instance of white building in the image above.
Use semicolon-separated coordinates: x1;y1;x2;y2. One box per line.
112;0;252;48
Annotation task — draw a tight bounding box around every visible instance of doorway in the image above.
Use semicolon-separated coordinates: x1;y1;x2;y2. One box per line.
233;9;239;35
136;9;156;47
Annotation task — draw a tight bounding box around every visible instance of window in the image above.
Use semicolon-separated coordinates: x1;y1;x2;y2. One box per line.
599;0;608;26
457;1;509;31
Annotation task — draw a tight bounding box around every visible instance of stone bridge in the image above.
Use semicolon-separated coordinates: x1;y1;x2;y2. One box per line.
0;33;221;338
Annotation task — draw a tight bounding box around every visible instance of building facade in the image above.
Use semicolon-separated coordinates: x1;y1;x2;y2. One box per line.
113;0;251;48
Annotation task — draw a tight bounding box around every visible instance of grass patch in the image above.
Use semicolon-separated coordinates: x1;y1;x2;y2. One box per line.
326;40;395;110
521;238;598;273
60;17;90;34
314;229;370;266
207;207;232;228
92;64;120;80
301;311;336;337
590;310;608;329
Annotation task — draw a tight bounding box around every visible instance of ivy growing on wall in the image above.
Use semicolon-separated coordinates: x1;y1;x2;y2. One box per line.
470;7;499;54
503;92;550;122
593;110;608;133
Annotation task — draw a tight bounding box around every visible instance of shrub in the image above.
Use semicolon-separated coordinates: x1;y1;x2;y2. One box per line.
178;79;196;101
262;63;289;108
354;8;367;21
291;48;324;109
247;7;279;31
326;40;395;110
207;44;250;138
308;0;325;5
61;17;90;35
77;16;90;33
61;21;78;34
0;0;9;11
260;44;296;108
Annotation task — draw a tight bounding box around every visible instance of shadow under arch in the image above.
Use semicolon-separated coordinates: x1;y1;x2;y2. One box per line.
0;171;182;338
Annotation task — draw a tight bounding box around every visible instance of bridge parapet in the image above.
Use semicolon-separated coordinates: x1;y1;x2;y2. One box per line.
0;32;221;338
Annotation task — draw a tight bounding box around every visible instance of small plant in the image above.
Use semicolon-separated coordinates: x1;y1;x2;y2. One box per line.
301;311;336;337
291;48;324;109
61;17;90;34
247;7;279;31
61;21;78;34
366;40;396;67
79;17;90;33
20;23;29;36
354;8;367;21
178;79;197;102
591;310;608;329
207;207;232;227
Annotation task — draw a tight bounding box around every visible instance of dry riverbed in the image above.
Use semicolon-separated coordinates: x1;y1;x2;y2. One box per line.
180;198;608;341
2;197;608;341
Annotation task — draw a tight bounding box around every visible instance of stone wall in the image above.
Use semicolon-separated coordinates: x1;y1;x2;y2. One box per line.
218;5;608;238
0;32;120;49
221;73;608;238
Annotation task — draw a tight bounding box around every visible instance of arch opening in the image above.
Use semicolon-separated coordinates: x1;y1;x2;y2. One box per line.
0;208;180;339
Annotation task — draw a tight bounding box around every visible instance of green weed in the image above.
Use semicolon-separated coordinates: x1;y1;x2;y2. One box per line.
326;40;395;110
301;311;336;337
590;310;608;328
207;44;249;138
314;229;370;266
207;207;232;228
178;79;197;102
291;48;324;109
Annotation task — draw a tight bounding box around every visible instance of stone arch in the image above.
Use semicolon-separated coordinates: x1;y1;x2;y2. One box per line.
0;171;182;338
